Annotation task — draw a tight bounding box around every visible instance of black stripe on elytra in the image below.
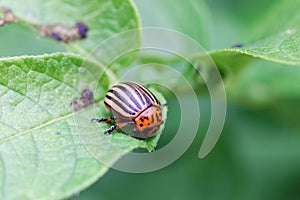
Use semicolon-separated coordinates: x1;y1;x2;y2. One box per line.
123;82;146;106
135;84;156;106
104;100;112;109
104;95;135;116
104;101;124;117
114;85;143;110
108;90;138;112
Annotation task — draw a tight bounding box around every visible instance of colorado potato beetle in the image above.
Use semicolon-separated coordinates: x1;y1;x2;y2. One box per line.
92;82;164;138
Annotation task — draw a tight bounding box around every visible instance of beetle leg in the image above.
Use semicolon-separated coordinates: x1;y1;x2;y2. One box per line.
91;116;117;123
104;125;117;134
104;123;128;134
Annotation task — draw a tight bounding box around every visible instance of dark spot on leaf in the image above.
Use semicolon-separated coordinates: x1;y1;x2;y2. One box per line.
76;22;88;38
82;89;93;100
232;43;243;48
70;98;81;111
38;21;89;43
0;7;18;26
80;98;89;108
70;89;95;111
51;33;62;41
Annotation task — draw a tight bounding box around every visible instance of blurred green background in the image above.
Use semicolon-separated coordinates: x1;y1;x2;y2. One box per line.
1;0;300;199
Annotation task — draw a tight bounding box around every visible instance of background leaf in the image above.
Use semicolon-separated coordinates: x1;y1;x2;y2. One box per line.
210;0;300;65
0;0;141;72
134;0;212;49
0;53;167;199
204;0;300;105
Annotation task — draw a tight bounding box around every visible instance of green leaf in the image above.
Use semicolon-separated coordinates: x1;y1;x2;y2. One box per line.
0;0;141;71
199;0;300;102
0;53;167;199
209;0;300;68
130;0;216;93
204;0;283;49
134;0;211;49
225;60;300;104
